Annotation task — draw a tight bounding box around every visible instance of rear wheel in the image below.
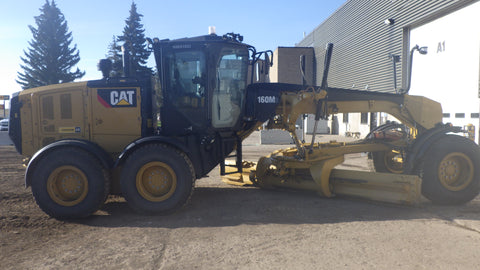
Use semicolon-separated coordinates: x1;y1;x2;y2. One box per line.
421;135;480;205
120;144;195;214
31;147;109;219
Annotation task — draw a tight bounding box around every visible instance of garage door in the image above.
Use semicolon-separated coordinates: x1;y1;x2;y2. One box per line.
409;1;480;143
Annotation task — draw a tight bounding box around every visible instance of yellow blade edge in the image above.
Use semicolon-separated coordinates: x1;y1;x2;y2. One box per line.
330;169;422;205
221;161;256;186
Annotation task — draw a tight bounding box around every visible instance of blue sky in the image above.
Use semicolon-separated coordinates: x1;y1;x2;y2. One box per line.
0;0;345;100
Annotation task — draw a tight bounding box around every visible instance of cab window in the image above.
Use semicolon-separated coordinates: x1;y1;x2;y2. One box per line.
165;50;207;127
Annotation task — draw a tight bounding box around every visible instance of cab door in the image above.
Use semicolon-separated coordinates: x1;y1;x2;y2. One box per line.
161;48;208;135
211;47;248;129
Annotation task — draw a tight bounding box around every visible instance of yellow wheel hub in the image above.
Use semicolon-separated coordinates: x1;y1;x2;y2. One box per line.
136;161;177;202
47;166;88;207
438;152;474;191
384;150;403;174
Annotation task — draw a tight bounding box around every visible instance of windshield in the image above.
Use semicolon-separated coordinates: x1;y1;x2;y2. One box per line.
212;47;248;128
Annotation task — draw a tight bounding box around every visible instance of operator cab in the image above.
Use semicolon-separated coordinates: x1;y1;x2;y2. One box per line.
151;34;250;137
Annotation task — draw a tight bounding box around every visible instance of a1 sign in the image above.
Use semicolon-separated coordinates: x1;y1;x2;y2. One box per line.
0;95;9;100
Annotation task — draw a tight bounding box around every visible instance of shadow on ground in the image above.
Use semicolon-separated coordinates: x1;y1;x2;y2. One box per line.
81;185;480;229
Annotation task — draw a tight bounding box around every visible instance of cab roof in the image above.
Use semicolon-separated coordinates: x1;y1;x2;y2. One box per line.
157;33;250;47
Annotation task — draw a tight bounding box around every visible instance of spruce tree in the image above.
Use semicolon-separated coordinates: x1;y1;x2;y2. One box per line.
117;2;152;78
106;36;124;77
17;0;84;89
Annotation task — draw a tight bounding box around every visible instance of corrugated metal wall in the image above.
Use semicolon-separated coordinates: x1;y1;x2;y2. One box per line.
298;0;476;93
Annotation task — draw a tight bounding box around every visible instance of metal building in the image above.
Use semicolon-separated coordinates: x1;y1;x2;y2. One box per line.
295;0;480;140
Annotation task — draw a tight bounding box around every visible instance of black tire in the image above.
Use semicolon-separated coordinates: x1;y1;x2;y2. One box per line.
421;135;480;205
372;150;404;174
31;147;110;219
120;144;195;215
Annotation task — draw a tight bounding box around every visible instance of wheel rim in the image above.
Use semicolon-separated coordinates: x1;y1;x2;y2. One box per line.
136;161;177;202
438;152;474;191
47;165;89;207
384;150;403;174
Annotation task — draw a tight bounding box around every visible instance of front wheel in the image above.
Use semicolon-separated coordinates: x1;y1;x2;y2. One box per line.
421;135;480;205
120;144;195;214
371;150;404;174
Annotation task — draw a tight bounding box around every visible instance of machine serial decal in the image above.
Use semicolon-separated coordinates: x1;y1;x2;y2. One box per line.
97;88;137;108
59;127;81;133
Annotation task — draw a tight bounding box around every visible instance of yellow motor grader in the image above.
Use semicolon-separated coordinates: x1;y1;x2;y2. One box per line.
9;33;480;219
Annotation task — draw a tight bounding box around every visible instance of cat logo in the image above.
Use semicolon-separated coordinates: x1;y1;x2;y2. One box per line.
97;88;137;108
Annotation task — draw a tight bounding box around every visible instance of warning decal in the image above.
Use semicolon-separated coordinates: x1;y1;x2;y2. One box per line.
97;88;137;108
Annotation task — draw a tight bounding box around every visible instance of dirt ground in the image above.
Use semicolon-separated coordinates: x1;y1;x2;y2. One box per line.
1;131;480;269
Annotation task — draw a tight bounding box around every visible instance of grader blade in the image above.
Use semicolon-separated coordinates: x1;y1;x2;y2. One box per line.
221;159;422;205
330;169;422;205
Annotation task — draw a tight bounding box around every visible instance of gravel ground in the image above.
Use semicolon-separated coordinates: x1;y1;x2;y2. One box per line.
1;131;480;269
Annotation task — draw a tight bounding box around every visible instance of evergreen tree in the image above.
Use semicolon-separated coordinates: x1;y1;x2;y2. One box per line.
106;36;124;77
117;2;152;77
17;0;84;89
